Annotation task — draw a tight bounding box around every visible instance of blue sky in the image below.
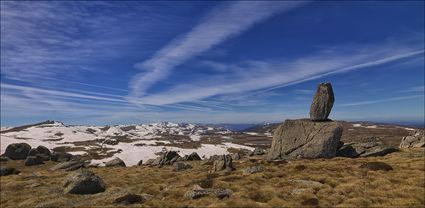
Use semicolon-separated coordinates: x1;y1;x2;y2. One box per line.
1;1;424;126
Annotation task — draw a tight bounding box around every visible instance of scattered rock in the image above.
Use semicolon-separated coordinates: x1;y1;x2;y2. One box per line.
137;160;143;166
158;151;181;166
105;157;126;167
0;167;20;176
63;169;106;194
173;162;193;171
250;147;265;156
310;82;334;121
36;145;51;156
50;152;73;162
4;143;32;160
338;142;398;158
113;193;147;205
28;148;41;157
0;156;10;162
144;159;156;166
231;153;241;160
24;156;44;166
400;129;424;148
211;155;235;172
51;160;85;171
184;152;202;161
268;119;343;160
184;185;232;200
243;166;263;175
359;162;393;171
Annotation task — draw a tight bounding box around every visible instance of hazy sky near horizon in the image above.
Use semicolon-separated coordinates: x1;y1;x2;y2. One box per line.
1;1;424;126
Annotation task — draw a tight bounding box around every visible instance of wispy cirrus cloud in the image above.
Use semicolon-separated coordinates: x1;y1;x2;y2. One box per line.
339;95;424;107
129;1;307;98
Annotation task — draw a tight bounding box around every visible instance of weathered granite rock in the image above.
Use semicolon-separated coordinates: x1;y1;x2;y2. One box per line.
113;193;148;205
184;152;202;161
105;157;126;167
4;143;31;160
63;169;106;194
184;185;232;200
211;155;235;172
36;146;51;157
243;166;263;175
337;141;398;158
158;151;181;166
268;119;343;160
400;129;424;148
250;147;265;156
309;83;334;121
137;160;143;166
231;153;241;160
0;167;20;176
50;152;73;162
51;160;85;171
24;156;44;166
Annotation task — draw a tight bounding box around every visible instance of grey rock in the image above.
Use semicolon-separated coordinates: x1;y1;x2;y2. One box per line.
50;152;73;162
137;160;143;166
211;155;234;172
36;145;51;156
231;152;241;160
24;156;44;166
400;129;424;148
250;147;265;156
4;143;32;160
0;167;20;176
173;162;193;171
310;82;334;121
360;147;398;157
337;142;398;158
184;152;202;161
105;157;126;167
113;193;147;205
158;151;181;166
268;119;343;160
28;148;40;157
243;166;263;175
144;159;156;165
51;160;85;171
184;185;232;200
201;155;221;165
36;154;51;161
63;169;106;194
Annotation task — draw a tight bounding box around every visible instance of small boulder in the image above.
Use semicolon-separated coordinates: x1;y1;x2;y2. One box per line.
337;142;398;158
243;166;263;175
0;167;20;176
0;156;10;162
184;185;232;200
24;156;44;166
63;169;106;194
105;157;126;167
185;152;202;161
309;82;334;121
51;160;85;171
113;193;147;205
211;155;234;172
158;151;181;166
137;160;143;166
50;152;73;162
27;148;40;157
250;147;265;156
173;162;192;171
36;145;51;156
359;162;393;171
4;143;32;160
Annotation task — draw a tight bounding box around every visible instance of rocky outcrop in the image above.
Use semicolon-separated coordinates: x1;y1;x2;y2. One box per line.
268;119;343;160
400;129;424;148
63;169;106;194
309;83;334;121
4;143;32;160
183;152;201;161
158;151;181;166
105;157;126;167
0;167;20;176
24;156;44;166
0;156;10;162
337;142;398;158
211;155;234;172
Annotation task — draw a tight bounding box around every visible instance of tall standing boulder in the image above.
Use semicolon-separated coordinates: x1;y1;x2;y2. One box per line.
268;119;343;160
310;83;334;121
4;143;32;160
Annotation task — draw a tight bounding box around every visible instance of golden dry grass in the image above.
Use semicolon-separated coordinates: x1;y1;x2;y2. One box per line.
0;148;424;208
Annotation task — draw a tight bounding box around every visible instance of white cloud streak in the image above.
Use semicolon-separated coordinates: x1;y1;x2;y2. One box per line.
129;1;307;97
339;95;424;107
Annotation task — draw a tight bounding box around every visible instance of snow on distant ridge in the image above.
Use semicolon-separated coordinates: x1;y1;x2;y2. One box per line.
0;121;249;166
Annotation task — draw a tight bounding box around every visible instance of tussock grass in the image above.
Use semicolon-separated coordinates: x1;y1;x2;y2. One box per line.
1;148;424;207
